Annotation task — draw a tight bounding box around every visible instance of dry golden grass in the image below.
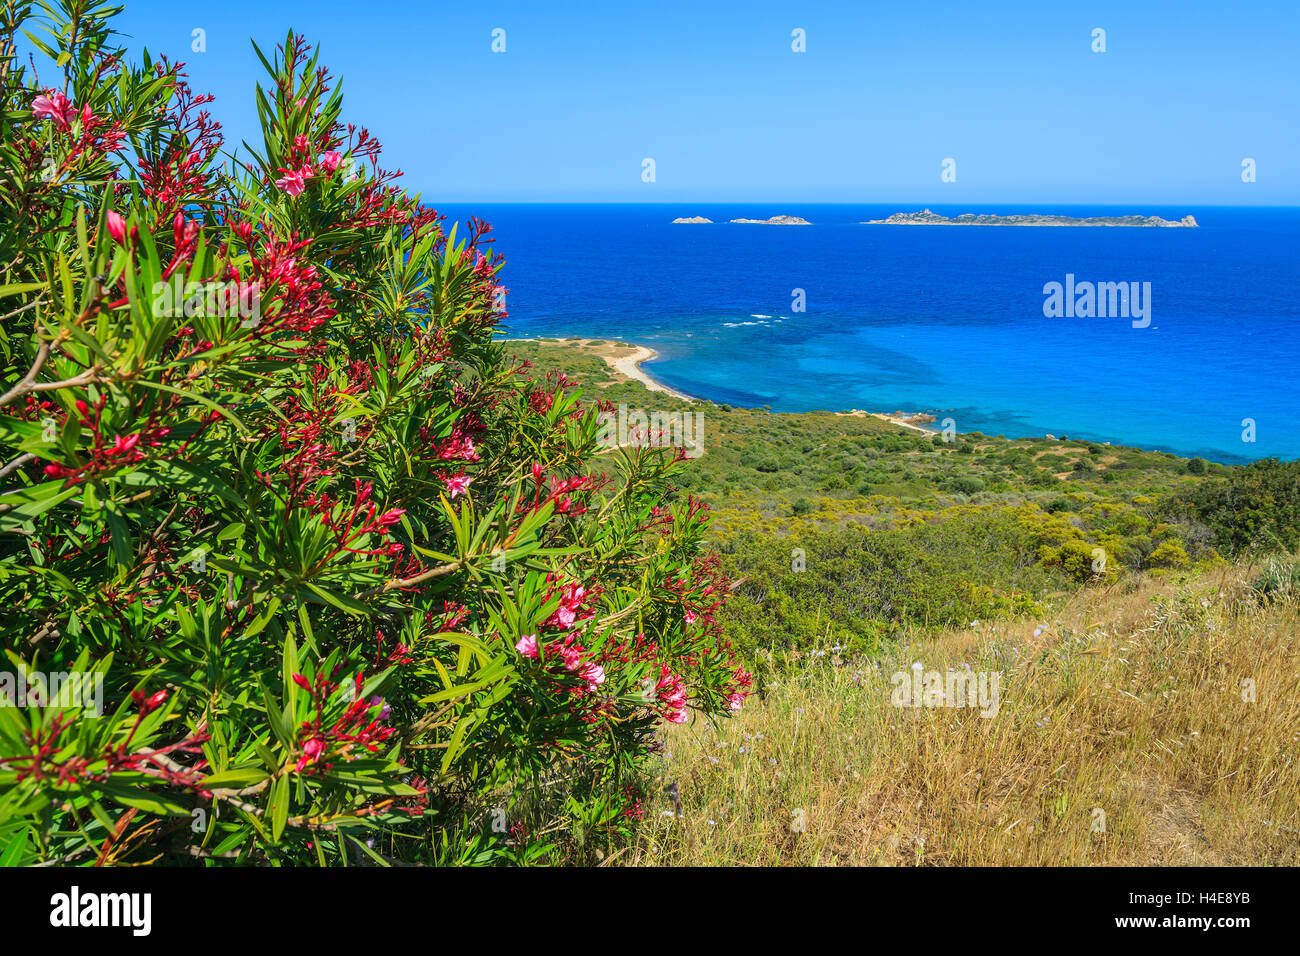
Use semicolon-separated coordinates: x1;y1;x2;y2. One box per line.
625;564;1300;865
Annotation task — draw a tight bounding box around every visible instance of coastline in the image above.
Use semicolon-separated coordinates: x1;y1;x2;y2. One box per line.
504;337;698;402
505;337;944;435
837;409;939;435
610;344;698;402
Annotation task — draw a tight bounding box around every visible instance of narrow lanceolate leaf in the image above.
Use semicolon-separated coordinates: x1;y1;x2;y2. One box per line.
269;776;290;843
200;767;271;790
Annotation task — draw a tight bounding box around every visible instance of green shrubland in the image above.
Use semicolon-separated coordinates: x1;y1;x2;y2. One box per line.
507;339;1298;678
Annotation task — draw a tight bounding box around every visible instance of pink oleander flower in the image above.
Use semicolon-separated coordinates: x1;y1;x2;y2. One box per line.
654;666;689;722
515;634;539;658
684;610;697;626
32;91;74;128
663;690;688;710
107;433;140;457
105;210;127;245
369;695;391;720
544;582;590;629
435;433;479;462
172;210;201;250
559;645;582;671
443;471;472;498
297;736;325;771
727;693;746;711
319;150;343;174
581;662;605;691
131;689;169;713
275;165;311;197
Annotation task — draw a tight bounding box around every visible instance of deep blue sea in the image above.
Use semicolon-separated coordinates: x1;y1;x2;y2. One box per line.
437;204;1299;463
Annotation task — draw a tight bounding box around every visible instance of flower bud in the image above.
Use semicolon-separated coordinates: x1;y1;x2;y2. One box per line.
106;210;127;245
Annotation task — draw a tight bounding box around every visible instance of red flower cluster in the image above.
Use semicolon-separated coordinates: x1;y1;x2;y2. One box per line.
0;689;209;792
291;670;396;774
135;62;222;221
42;397;172;482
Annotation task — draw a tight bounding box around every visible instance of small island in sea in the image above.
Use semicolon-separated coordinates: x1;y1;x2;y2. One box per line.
729;215;811;225
671;214;812;225
863;209;1198;227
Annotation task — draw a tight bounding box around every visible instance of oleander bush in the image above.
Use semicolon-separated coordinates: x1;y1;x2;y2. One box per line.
0;1;748;865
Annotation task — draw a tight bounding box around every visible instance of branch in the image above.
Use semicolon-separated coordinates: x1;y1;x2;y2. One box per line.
353;557;466;599
0;300;41;323
0;453;35;481
0;339;98;408
0;340;50;408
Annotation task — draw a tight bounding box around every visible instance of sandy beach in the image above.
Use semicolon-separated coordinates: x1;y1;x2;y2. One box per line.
608;345;697;401
506;337;697;401
836;409;939;435
508;338;948;434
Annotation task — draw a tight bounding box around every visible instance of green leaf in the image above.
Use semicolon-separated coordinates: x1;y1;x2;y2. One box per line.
201;767;272;789
269;776;289;842
98;782;189;817
282;633;300;714
0;827;32;867
0;483;80;531
303;582;369;616
0;281;47;299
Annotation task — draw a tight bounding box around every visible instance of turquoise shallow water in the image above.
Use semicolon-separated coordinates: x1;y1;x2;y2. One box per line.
439;203;1299;463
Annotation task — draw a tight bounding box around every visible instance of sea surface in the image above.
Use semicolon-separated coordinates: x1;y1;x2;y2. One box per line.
435;203;1299;463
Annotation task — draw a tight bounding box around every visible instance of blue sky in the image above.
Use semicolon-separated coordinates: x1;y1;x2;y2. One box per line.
95;0;1300;203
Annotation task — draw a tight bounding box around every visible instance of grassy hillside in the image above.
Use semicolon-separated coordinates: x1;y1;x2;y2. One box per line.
626;563;1300;865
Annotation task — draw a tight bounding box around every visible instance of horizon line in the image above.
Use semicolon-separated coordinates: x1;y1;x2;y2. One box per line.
424;200;1300;208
